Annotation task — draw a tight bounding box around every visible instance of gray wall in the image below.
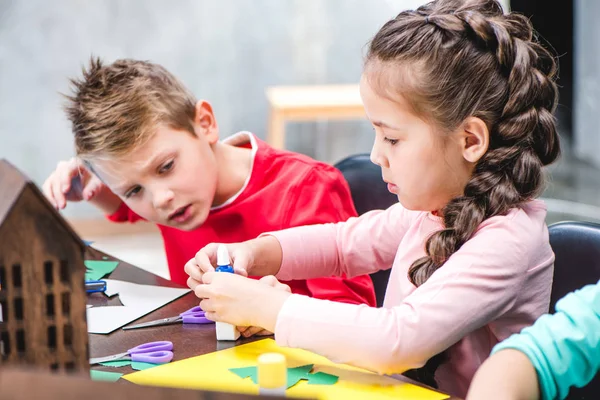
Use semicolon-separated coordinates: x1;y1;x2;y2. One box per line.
1;0;513;219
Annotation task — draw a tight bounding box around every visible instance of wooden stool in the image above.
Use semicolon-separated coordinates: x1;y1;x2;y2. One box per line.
265;84;364;150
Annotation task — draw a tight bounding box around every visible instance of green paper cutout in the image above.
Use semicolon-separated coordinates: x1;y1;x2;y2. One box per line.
85;260;119;281
90;370;123;382
230;366;257;380
306;371;339;385
98;359;161;371
99;360;130;368
131;361;160;371
229;363;338;390
286;364;314;388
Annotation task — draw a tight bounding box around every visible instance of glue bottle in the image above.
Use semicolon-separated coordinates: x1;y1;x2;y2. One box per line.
215;244;240;341
258;352;287;396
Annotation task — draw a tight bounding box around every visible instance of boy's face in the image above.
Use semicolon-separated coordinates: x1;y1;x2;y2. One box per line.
91;103;220;231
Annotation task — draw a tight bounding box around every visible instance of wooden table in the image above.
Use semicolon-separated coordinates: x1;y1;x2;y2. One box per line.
87;246;261;375
87;247;460;399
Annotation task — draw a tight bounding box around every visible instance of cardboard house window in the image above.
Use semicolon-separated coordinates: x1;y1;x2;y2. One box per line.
13;297;23;320
64;324;73;348
16;329;25;353
61;292;70;316
11;264;22;288
50;363;59;371
59;260;69;284
44;261;53;285
47;325;56;349
46;294;55;317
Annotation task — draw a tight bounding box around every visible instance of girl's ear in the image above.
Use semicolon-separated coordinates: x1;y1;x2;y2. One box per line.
193;100;219;144
460;117;489;163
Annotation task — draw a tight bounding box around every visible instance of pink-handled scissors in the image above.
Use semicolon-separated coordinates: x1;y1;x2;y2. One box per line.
89;341;174;365
122;306;213;331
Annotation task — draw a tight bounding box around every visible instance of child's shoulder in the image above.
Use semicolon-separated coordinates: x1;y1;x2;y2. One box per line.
474;199;552;261
479;199;548;233
254;135;346;182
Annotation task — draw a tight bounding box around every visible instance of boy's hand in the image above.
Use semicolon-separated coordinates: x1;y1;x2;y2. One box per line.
42;157;105;209
185;242;254;290
237;276;291;337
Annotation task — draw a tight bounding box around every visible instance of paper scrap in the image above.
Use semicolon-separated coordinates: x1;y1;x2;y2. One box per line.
308;371;339;385
99;360;160;371
124;338;449;399
132;361;160;371
230;363;336;389
90;370;123;382
86;279;190;334
100;360;131;368
85;260;119;281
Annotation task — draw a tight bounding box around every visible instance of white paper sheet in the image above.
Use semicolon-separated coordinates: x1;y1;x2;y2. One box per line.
86;279;190;334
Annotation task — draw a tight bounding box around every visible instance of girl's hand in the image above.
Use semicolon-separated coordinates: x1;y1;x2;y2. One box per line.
185;242;254;291
195;272;291;333
237;276;292;338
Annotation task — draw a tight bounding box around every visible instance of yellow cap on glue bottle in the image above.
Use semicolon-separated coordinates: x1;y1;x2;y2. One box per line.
258;352;287;395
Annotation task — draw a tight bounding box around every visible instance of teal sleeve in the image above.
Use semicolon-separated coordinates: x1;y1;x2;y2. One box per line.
491;281;600;400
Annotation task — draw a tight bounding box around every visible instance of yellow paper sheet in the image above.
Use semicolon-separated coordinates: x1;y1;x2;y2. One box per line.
124;339;449;400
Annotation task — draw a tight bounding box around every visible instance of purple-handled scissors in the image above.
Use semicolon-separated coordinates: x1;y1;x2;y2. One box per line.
122;306;213;331
89;341;174;365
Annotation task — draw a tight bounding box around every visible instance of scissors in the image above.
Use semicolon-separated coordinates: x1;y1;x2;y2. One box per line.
122;306;213;331
89;341;174;365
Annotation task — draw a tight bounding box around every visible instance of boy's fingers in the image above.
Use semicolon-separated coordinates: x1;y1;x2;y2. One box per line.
57;160;78;193
42;175;57;208
82;176;102;200
51;179;67;209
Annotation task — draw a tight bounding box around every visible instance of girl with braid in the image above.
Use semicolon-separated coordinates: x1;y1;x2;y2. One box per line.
185;0;560;396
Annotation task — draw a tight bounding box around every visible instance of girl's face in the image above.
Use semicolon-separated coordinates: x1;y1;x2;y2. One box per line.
360;73;475;213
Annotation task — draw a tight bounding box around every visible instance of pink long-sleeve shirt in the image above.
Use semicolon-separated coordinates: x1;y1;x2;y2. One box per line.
270;200;554;398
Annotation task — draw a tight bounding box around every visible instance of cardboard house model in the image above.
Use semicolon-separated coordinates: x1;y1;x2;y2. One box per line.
0;159;88;373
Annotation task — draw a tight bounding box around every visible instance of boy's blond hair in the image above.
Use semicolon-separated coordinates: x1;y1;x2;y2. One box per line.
64;57;197;160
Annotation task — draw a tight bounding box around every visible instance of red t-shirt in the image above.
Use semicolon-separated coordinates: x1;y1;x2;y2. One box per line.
108;132;376;306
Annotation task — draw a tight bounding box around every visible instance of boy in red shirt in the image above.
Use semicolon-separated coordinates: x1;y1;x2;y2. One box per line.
43;58;376;321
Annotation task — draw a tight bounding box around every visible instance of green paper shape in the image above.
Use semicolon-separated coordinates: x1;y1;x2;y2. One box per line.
90;370;123;382
306;371;339;385
229;363;338;390
99;360;131;368
131;361;161;371
230;366;258;381
85;260;119;281
287;364;314;388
